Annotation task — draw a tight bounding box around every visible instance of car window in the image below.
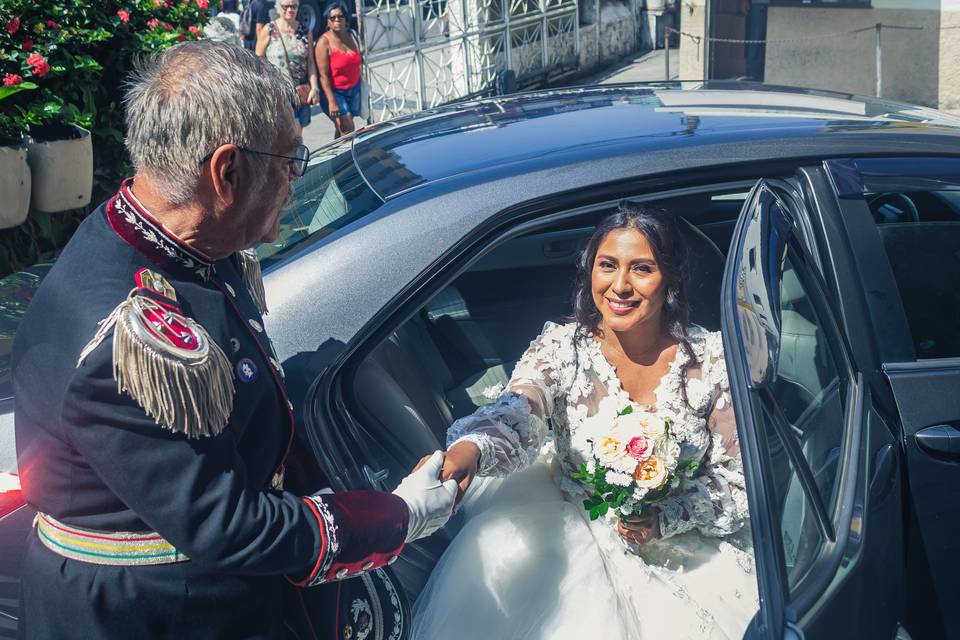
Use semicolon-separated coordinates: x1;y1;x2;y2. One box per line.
863;189;960;359
255;141;383;270
749;243;848;589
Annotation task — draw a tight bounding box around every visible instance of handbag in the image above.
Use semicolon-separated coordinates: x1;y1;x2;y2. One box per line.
274;21;311;107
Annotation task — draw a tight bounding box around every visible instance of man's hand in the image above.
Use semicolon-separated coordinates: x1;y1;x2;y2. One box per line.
617;509;661;546
413;440;480;506
393;451;458;543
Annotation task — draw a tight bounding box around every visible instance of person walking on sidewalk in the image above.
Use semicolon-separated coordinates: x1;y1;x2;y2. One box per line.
316;1;363;138
256;0;320;126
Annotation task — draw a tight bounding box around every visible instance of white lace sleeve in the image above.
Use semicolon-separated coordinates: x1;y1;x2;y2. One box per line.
446;323;567;477
658;335;749;540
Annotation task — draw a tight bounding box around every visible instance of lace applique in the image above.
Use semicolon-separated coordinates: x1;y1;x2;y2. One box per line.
445;321;748;541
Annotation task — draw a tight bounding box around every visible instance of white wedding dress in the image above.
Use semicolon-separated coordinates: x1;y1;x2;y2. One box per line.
411;322;758;640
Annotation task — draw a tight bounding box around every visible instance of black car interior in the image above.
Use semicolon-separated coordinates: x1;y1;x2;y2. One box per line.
868;191;960;359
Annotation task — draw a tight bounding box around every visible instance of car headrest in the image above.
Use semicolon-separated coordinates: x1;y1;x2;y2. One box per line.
676;216;724;331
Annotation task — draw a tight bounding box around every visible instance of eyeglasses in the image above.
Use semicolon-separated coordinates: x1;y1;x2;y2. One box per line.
199;144;310;178
281;4;299;10
328;14;346;20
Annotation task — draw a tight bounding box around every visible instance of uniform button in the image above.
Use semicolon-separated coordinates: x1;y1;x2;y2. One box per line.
248;319;263;332
229;338;240;353
336;568;349;579
387;555;398;565
286;400;294;412
362;561;374;571
224;283;236;297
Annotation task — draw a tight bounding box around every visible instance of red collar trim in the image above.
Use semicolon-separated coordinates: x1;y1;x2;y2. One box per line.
107;179;214;281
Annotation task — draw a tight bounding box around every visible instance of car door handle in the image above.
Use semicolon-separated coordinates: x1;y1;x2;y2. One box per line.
914;424;960;459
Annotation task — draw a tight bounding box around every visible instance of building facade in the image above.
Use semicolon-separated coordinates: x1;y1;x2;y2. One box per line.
678;0;960;111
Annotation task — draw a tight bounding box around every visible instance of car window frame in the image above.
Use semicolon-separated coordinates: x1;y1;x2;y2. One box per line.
724;178;867;627
824;157;960;366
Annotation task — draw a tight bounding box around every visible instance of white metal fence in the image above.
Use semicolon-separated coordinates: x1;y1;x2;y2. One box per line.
358;0;579;121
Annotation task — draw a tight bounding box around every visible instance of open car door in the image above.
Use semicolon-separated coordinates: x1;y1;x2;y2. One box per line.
723;178;907;639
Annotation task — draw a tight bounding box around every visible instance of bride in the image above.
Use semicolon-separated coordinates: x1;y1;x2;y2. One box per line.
411;202;758;639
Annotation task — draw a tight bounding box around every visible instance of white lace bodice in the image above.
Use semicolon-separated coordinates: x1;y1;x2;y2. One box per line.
447;322;749;540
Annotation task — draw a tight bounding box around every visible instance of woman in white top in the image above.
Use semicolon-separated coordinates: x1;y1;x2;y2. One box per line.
412;202;758;639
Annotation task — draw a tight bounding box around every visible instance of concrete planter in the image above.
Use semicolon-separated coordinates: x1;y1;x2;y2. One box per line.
0;144;31;229
26;125;93;213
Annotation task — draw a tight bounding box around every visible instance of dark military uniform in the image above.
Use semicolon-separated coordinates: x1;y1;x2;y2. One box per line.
12;182;408;639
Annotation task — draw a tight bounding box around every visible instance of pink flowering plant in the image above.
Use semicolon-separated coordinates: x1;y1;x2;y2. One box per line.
0;0;217;273
571;406;700;521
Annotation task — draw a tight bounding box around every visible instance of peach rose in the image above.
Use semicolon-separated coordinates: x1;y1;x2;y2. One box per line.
633;456;668;489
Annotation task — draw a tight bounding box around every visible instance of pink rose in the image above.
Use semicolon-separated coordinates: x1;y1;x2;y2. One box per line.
626;436;652;462
26;53;50;77
117;9;130;23
196;0;209;8
5;18;19;34
147;18;159;29
3;74;23;86
177;33;187;41
188;25;202;36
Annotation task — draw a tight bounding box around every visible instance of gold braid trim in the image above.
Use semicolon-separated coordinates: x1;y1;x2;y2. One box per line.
236;249;268;316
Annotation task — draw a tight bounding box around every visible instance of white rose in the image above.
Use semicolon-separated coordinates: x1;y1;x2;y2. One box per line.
618;411;668;440
594;427;628;466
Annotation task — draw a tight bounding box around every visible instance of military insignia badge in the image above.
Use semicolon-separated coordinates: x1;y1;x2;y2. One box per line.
76;270;234;439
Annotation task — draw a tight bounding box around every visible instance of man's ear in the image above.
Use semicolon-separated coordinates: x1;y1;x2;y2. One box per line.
207;144;243;206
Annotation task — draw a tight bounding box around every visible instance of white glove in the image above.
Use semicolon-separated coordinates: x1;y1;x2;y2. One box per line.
392;451;459;543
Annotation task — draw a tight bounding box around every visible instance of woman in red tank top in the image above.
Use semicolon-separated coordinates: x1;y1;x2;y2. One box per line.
315;1;363;138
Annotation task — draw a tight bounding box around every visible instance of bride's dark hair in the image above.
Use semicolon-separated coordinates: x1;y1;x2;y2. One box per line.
571;201;696;404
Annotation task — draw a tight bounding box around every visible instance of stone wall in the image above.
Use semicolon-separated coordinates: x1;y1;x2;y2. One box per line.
764;6;942;108
677;0;959;110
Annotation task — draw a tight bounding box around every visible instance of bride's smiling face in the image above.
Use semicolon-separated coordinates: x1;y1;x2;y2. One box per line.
591;228;666;333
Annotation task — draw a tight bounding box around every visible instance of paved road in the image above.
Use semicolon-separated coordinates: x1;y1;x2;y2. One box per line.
301;48;679;150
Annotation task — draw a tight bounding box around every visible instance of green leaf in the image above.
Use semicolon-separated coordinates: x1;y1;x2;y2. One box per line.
618;406;633;416
589;502;609;520
0;82;38;101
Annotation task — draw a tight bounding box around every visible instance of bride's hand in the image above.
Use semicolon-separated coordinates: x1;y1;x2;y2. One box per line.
618;510;661;545
412;441;480;505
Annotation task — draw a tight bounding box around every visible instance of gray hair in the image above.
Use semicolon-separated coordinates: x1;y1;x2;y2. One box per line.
273;0;298;10
125;40;297;205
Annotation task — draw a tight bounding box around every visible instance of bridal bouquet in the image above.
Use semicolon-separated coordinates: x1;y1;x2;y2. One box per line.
571;406;699;521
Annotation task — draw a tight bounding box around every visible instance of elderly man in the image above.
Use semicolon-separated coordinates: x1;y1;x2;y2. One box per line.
12;41;456;639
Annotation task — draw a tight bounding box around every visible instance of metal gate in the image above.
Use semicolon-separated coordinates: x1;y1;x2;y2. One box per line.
358;0;579;121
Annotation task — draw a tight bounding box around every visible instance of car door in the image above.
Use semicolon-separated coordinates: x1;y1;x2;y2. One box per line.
723;178;906;639
823;156;960;639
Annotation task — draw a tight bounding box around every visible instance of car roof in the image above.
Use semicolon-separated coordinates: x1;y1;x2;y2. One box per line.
352;81;960;200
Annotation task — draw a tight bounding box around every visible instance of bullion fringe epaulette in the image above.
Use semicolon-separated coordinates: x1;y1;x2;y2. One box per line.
236;248;268;316
76;288;235;439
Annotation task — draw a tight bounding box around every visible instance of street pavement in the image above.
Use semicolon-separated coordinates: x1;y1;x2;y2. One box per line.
301;47;679;150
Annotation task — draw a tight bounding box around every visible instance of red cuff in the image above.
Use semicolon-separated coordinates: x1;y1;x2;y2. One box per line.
293;491;408;587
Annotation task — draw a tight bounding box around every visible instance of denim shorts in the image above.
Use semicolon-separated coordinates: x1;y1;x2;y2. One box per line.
321;82;362;118
295;105;311;127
